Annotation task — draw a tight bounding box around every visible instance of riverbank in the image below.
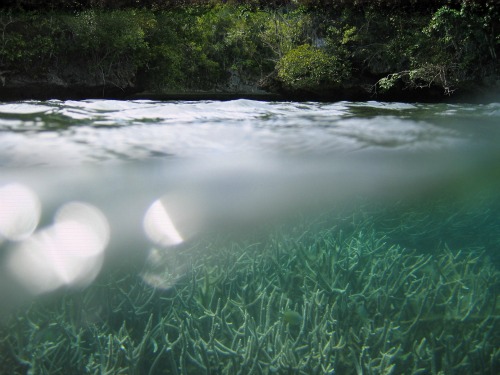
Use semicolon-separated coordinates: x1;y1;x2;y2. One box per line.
0;1;498;102
3;79;498;104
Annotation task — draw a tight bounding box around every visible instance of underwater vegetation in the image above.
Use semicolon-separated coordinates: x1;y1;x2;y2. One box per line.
1;205;499;375
282;310;302;327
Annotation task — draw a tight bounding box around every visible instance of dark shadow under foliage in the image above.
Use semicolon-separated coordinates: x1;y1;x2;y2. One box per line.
2;0;499;12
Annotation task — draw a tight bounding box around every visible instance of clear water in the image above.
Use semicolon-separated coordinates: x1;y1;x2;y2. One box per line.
0;100;499;374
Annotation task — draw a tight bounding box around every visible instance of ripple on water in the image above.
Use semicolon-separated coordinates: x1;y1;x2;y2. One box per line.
0;103;54;115
0;99;498;167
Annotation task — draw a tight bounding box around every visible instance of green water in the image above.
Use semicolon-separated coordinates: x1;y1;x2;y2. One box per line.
0;100;499;374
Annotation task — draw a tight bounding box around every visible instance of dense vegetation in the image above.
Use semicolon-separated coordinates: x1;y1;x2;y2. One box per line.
2;203;499;374
0;0;498;100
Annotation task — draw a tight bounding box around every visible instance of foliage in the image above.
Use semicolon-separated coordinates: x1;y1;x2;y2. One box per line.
2;1;492;12
419;5;498;86
138;10;188;89
0;11;62;75
153;4;294;90
0;1;498;97
259;8;313;61
277;44;348;91
371;3;498;94
62;10;152;85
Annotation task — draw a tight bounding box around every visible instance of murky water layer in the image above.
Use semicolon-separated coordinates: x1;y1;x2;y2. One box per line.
0;100;499;374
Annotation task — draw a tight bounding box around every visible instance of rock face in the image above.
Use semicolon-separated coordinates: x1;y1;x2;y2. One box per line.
1;66;498;103
0;67;270;101
0;68;141;101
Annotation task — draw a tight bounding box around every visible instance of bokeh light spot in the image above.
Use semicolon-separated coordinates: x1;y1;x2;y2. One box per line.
140;247;186;290
55;201;110;256
143;199;183;247
7;202;109;295
0;183;41;241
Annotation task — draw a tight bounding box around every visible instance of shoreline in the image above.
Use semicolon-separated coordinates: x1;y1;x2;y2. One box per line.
1;87;498;104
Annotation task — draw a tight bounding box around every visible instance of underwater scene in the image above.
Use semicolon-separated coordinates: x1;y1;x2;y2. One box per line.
0;100;499;374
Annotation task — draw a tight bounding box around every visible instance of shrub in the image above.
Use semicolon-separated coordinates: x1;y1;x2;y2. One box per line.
61;10;151;86
139;10;186;89
276;43;349;91
0;11;64;75
259;8;313;61
372;4;499;94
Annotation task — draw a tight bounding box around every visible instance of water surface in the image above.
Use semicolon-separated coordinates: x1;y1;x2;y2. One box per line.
1;99;499;165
